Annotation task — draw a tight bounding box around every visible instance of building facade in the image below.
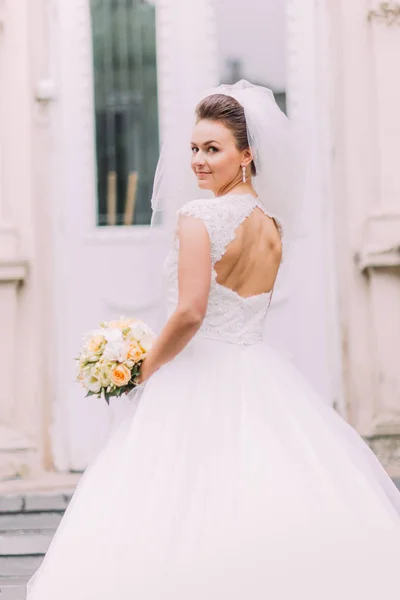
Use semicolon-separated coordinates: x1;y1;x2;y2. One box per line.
331;0;400;472
0;0;399;483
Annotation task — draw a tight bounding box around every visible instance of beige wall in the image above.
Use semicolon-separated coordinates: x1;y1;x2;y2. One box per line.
0;0;55;479
330;0;400;474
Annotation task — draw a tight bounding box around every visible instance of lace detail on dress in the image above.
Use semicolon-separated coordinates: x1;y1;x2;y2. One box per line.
178;195;268;264
164;194;274;346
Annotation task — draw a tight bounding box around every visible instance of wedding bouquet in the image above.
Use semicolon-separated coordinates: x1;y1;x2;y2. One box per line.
76;317;155;404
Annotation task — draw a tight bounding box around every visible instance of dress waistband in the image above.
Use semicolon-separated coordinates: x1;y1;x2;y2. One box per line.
197;328;263;347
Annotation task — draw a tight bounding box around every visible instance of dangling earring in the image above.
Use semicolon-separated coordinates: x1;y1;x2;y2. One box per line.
242;165;246;183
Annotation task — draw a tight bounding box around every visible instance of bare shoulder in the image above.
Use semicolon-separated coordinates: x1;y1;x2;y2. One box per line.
177;207;211;249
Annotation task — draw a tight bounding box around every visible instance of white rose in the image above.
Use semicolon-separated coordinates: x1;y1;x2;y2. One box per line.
103;341;128;363
98;365;112;387
128;323;154;351
103;328;123;343
139;333;154;353
130;323;147;340
84;371;102;394
88;354;100;363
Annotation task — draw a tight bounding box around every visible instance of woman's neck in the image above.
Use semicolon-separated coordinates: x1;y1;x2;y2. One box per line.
215;181;257;198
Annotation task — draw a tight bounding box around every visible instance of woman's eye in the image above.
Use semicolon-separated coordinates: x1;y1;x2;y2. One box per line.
191;146;218;154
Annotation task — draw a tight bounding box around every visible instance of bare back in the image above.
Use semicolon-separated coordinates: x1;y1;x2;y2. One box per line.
174;194;282;345
214;206;282;298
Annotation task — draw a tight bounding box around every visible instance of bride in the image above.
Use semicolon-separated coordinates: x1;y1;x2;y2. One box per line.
27;81;400;599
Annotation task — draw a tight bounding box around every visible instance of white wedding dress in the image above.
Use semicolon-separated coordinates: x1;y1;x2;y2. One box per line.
27;194;400;600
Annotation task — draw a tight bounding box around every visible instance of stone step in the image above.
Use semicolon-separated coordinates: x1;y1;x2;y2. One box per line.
0;556;43;578
0;492;73;516
0;576;29;600
0;531;53;556
0;512;62;533
0;488;73;595
0;577;29;587
0;585;26;600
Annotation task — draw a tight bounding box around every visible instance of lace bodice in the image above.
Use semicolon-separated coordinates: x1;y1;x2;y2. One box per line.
163;194;274;346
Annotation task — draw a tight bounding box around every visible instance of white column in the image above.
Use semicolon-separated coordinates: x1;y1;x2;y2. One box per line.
281;0;343;407
0;0;38;480
357;3;400;468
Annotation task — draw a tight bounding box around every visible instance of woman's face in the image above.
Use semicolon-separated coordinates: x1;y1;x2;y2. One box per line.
191;119;249;195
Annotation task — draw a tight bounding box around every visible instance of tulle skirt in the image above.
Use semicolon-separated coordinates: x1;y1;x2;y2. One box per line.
27;337;400;599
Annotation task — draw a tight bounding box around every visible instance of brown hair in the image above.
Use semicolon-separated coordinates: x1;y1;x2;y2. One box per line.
195;94;256;176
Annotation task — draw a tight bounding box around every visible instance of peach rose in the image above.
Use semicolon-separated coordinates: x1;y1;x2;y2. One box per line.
110;364;132;387
127;341;142;363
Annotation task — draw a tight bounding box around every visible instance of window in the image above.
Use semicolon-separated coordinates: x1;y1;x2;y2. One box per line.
91;0;159;226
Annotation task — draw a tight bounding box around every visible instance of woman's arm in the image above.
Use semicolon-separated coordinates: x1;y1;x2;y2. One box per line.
138;215;211;383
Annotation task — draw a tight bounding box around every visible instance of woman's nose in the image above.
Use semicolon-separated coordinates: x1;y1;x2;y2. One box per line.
193;151;205;166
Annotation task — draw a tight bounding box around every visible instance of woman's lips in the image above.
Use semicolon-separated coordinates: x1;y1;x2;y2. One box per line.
196;172;211;177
